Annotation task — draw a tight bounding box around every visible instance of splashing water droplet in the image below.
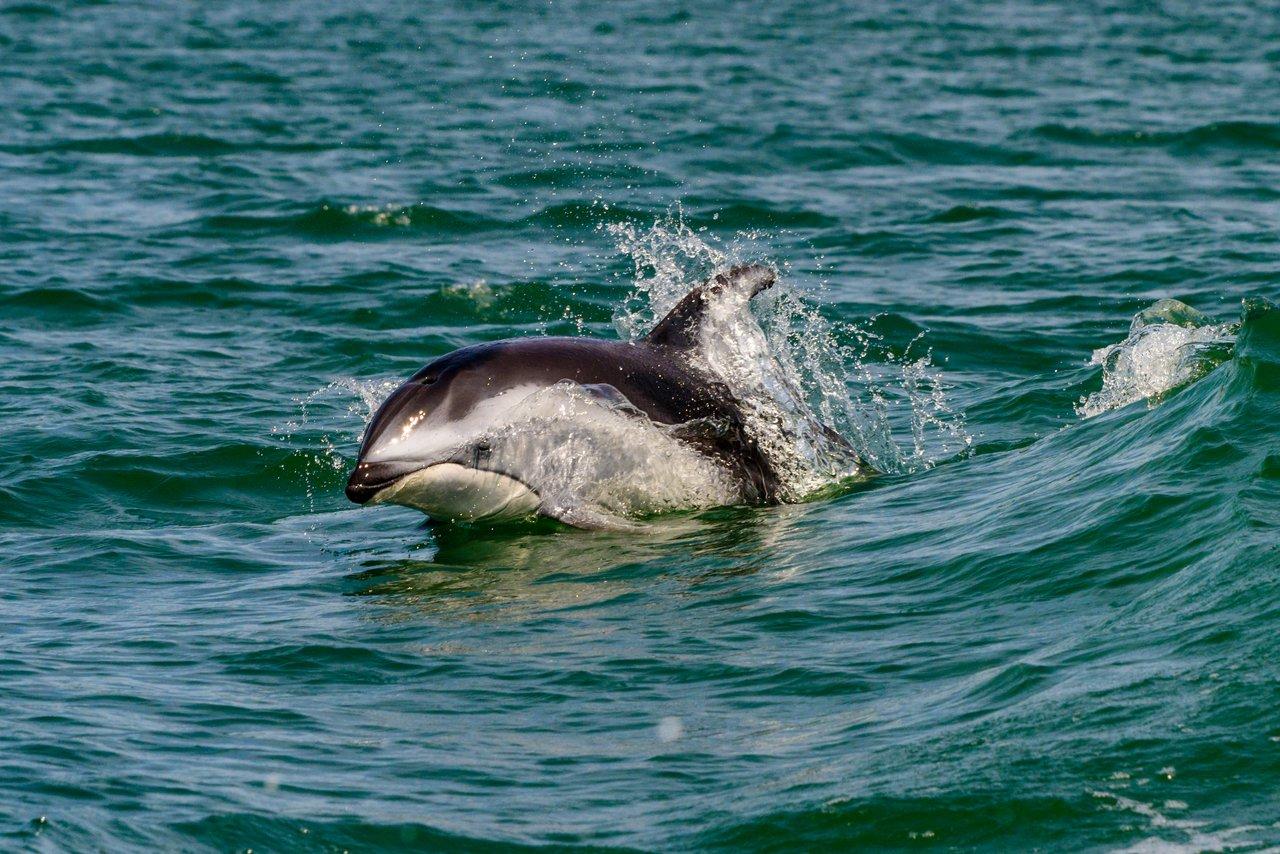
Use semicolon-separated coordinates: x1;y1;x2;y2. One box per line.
605;215;971;486
274;377;400;515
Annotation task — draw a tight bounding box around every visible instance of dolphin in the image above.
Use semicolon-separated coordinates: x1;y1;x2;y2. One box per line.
345;264;848;529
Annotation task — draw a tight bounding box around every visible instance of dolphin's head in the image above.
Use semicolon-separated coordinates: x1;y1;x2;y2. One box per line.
345;343;542;519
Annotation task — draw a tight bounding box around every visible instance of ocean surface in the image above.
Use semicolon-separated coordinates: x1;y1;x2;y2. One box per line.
3;1;1279;850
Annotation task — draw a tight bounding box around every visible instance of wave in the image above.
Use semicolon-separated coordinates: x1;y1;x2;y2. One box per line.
493;163;673;189
1052;296;1280;563
519;201;657;228
201;202;502;238
697;793;1102;850
525;201;833;231
755;126;1046;169
686;201;838;229
1032;120;1280;153
197;200;663;238
694;788;1265;851
923;204;1014;224
193;198;841;244
16;792;1259;851
1077;300;1238;417
211;643;426;682
0;3;57;18
3;133;332;157
130;812;569;853
878;131;1042;166
0;286;119;317
643;303;1280;850
0;440;350;530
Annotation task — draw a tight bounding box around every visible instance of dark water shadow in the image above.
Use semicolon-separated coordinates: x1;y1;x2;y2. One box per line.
342;503;823;621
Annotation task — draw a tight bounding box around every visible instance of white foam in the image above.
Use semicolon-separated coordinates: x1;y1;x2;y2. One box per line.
1077;300;1236;419
1093;790;1261;852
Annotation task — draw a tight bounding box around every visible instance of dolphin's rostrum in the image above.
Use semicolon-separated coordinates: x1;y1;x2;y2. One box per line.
346;264;850;528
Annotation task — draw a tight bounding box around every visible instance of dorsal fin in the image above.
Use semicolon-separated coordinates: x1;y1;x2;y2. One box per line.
644;264;776;349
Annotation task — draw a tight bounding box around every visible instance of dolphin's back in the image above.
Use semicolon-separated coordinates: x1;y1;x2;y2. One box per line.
442;337;719;422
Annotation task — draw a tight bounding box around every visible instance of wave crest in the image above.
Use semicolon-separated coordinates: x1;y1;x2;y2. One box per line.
1077;299;1239;418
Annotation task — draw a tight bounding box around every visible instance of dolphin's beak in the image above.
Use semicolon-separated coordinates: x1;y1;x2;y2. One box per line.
347;380;440;505
345;460;424;504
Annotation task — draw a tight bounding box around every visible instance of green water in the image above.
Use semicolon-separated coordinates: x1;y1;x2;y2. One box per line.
3;1;1280;850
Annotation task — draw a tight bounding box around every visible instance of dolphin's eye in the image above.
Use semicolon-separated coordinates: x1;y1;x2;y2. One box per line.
419;374;439;386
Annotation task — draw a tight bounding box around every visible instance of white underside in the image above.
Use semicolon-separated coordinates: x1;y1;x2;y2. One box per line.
369;463;541;522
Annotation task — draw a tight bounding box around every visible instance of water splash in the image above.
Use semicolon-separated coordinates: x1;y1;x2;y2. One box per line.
1077;299;1237;418
273;377;398;511
606;216;971;484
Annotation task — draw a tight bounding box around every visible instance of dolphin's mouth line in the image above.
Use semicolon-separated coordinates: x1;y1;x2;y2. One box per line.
359;471;418;502
354;460;545;523
345;459;430;504
346;457;539;508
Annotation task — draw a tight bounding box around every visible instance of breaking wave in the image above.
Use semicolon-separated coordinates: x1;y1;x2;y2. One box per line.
1078;298;1239;418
